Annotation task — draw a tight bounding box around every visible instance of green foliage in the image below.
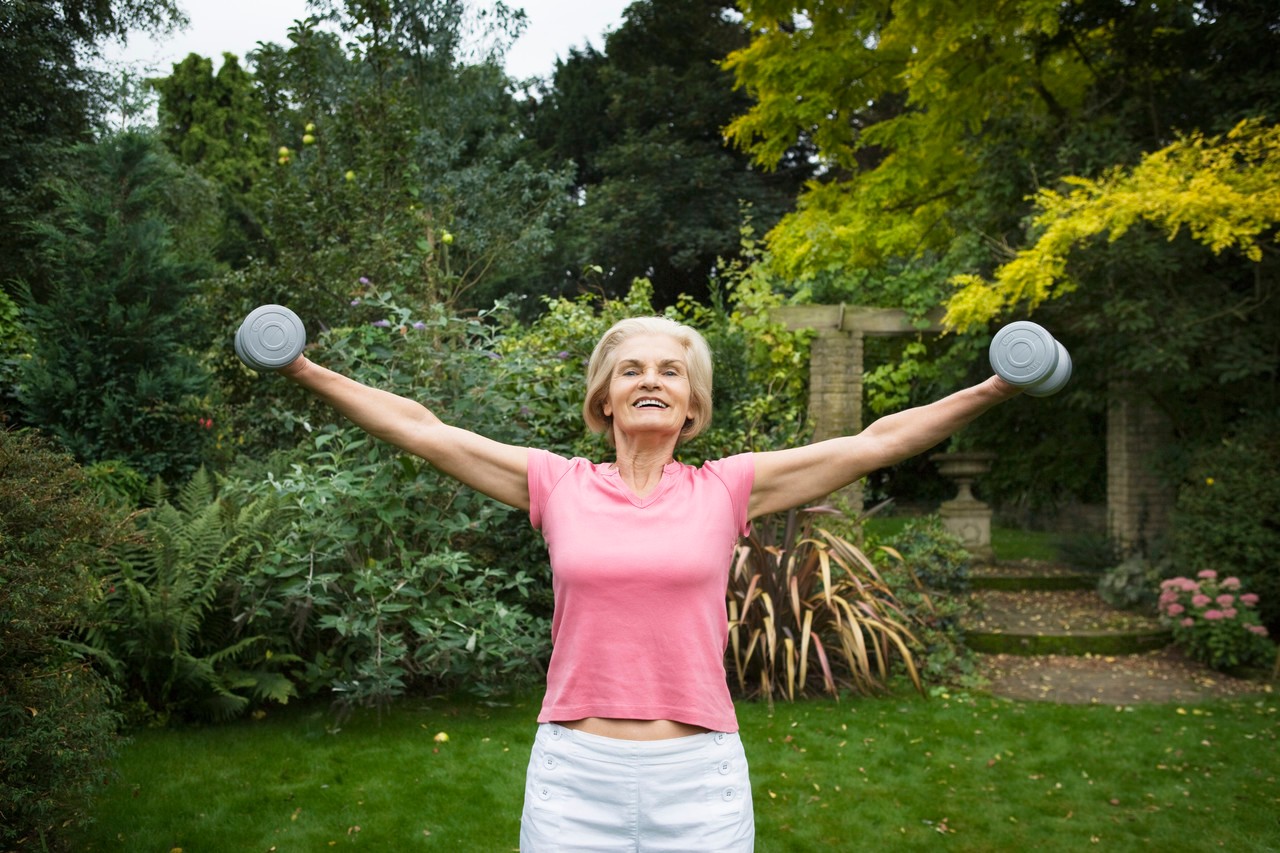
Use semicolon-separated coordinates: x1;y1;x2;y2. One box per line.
522;0;811;307
1097;556;1162;615
0;429;127;849
871;515;980;686
1158;572;1273;671
946;119;1280;331
86;468;297;723
873;515;971;594
152;52;270;265
727;508;926;702
223;2;569;322
1169;415;1280;633
0;0;185;294
18;130;219;482
221;298;555;708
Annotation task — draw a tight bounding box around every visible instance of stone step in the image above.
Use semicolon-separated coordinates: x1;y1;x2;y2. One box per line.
962;589;1172;657
970;561;1097;592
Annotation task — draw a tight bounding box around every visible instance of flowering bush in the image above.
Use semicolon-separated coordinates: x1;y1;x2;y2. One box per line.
1158;570;1273;670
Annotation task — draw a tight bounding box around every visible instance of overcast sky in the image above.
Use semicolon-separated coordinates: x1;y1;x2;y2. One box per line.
102;0;634;81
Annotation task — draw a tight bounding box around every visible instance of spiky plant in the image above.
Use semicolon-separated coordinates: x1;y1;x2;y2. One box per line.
727;507;928;703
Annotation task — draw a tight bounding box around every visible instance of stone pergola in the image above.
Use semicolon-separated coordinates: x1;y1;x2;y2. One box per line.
774;305;1172;557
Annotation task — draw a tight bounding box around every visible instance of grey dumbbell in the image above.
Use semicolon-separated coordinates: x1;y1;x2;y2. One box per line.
989;321;1072;397
235;304;306;371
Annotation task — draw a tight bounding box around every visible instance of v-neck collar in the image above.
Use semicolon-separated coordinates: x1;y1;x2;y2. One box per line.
598;459;683;508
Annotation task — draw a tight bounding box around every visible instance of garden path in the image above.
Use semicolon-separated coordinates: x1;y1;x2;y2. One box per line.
963;561;1269;704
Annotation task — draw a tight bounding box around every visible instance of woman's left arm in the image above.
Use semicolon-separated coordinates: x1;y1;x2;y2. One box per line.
748;375;1023;519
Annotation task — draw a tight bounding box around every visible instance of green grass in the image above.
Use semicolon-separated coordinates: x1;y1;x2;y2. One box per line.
69;690;1279;852
864;517;1060;562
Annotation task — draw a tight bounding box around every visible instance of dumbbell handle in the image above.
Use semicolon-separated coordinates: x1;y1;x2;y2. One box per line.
989;321;1071;397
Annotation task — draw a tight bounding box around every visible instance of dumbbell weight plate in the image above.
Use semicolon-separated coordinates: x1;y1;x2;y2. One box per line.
1024;340;1072;397
237;304;305;370
989;321;1059;388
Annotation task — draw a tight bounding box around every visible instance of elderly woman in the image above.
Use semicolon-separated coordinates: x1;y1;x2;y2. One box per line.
277;315;1021;851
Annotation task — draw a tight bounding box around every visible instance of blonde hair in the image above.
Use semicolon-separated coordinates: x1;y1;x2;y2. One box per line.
583;316;714;446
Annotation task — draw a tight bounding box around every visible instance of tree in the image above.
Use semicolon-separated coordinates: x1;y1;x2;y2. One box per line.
724;0;1279;307
722;0;1280;507
152;52;271;265
522;0;814;307
0;1;185;294
19;131;218;482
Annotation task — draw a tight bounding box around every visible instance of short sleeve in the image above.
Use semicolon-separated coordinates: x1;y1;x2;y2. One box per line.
703;452;755;537
527;448;575;531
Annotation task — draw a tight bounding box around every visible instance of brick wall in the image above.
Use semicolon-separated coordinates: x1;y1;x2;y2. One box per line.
1106;386;1175;555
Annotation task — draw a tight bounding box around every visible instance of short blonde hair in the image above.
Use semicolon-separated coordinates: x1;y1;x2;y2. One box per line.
583;317;714;446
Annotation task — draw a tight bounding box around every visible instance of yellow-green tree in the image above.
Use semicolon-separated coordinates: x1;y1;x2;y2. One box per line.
946;119;1280;330
722;0;1280;508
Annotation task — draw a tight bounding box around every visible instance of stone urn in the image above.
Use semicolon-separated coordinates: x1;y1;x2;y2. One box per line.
931;451;997;559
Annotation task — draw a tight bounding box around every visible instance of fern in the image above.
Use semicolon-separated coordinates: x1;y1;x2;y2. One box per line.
84;469;295;722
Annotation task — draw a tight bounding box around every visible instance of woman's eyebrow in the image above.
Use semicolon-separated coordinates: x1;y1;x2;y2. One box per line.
616;358;687;369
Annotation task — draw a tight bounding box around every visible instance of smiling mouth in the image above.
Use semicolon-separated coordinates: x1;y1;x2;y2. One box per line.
633;399;669;409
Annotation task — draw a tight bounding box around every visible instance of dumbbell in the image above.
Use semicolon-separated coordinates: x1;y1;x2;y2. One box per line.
234;304;306;371
989;321;1071;397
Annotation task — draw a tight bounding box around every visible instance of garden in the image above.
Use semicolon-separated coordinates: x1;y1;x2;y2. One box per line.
3;1;1279;850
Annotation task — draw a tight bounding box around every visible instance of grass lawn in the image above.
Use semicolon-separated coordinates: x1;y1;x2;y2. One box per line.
865;517;1062;563
70;689;1278;852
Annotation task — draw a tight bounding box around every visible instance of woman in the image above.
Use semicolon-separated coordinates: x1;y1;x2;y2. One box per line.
277;315;1021;851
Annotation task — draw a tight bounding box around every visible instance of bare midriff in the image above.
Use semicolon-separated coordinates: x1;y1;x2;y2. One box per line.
557;717;711;741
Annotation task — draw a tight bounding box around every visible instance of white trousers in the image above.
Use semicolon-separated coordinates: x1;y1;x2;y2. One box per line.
520;723;755;852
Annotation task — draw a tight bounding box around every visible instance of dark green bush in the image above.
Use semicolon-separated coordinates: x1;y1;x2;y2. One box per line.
871;516;980;687
0;430;126;849
84;469;298;724
18;131;218;483
1170;415;1280;634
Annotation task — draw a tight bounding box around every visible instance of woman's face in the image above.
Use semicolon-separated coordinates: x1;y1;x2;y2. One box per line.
601;333;695;443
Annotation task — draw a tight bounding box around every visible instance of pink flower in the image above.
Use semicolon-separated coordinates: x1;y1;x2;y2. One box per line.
1203;610;1224;620
1221;577;1242;590
1222;608;1238;619
1216;594;1235;607
1248;625;1270;637
1197;569;1218;580
1192;594;1212;608
1241;593;1260;606
1181;618;1195;628
1166;603;1185;616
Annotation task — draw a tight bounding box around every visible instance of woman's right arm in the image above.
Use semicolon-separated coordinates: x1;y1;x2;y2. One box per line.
279;356;531;511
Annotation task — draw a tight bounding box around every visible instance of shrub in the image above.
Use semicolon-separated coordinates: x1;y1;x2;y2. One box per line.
84;469;297;723
1098;556;1163;614
0;430;126;849
1170;415;1280;633
1157;571;1273;671
727;507;926;702
871;516;979;686
221;301;555;708
18;131;218;483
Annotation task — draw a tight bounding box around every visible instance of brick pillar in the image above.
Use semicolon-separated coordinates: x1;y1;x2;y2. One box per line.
1107;384;1175;555
808;330;864;509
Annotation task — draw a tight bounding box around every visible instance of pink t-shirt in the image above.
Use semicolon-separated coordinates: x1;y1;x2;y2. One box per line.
527;448;755;733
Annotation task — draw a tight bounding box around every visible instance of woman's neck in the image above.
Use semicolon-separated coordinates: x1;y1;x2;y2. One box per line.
611;441;677;497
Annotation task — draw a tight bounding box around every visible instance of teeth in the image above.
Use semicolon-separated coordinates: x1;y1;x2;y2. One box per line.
634;399;667;408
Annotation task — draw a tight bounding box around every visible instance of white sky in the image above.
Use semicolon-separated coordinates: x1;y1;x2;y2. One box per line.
102;0;634;81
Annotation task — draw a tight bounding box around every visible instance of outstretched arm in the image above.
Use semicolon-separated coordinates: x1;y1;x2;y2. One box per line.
748;375;1021;519
279;356;531;511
